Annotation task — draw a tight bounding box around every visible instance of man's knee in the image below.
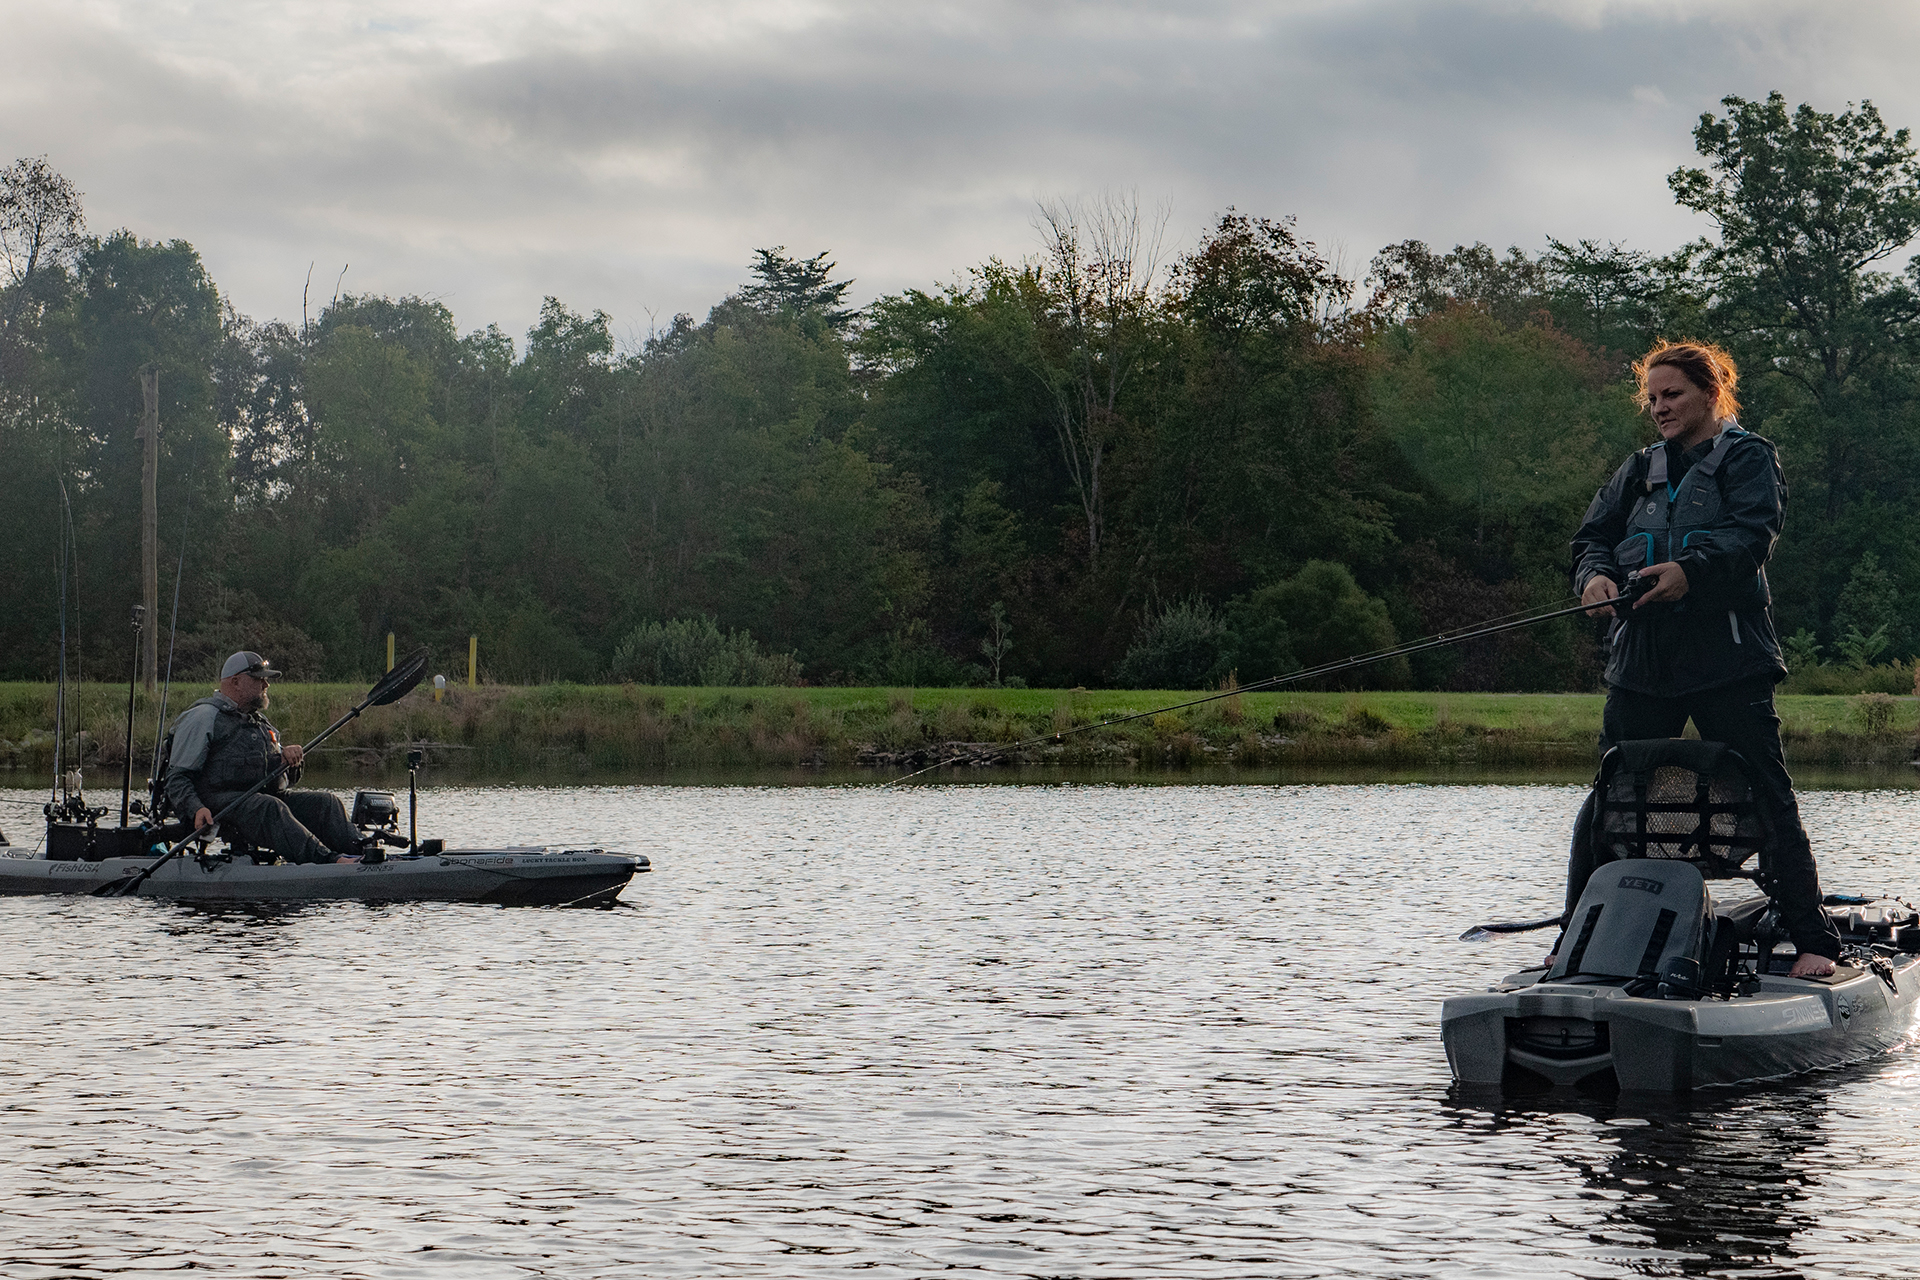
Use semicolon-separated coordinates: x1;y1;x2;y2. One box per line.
286;790;346;822
225;792;294;834
221;792;333;862
284;790;358;855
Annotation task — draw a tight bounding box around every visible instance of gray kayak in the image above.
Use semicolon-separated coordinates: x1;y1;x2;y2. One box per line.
0;841;646;906
1443;858;1920;1092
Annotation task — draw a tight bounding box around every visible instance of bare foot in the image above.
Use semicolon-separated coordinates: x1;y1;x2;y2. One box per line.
334;854;362;864
1788;953;1836;979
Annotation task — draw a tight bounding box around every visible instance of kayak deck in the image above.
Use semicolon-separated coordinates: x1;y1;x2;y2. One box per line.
0;844;647;906
1443;954;1920;1092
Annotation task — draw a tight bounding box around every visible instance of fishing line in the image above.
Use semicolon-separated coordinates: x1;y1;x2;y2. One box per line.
1249;594;1579;679
883;592;1601;786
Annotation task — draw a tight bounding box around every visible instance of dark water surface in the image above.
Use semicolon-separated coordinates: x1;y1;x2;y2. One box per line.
4;781;1920;1279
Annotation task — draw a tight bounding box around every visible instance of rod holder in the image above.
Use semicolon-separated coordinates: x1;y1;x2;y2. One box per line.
406;746;423;849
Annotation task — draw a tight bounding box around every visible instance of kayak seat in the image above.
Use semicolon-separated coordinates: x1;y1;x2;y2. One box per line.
1549;857;1710;982
202;826;272;864
143;782;274;864
1588;739;1774;882
1560;742;1786;993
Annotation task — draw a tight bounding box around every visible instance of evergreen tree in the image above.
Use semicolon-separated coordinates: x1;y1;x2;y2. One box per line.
738;247;857;330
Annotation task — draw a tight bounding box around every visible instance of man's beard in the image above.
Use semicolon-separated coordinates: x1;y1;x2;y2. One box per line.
244;690;270;712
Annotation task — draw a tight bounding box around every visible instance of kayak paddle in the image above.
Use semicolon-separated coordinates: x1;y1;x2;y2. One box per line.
1458;914;1564;942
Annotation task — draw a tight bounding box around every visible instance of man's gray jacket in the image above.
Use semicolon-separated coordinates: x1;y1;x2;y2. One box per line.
164;693;293;819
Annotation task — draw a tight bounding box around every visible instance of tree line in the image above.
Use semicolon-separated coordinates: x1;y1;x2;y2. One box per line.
4;91;1919;690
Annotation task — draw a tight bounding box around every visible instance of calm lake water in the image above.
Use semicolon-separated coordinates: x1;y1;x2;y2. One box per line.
5;779;1920;1278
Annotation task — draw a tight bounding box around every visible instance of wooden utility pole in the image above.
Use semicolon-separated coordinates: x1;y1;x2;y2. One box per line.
137;367;159;692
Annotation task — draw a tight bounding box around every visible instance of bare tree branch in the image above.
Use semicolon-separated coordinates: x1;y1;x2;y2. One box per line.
1026;191;1168;571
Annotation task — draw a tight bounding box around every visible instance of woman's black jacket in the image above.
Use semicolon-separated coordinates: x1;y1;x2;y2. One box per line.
1570;431;1788;696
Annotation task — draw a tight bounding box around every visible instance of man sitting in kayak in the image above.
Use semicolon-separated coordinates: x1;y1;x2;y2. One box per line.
164;651;361;865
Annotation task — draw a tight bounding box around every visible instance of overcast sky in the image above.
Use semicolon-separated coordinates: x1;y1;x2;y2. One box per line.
4;0;1916;347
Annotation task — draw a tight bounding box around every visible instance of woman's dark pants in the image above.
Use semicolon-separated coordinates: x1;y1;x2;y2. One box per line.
1562;675;1839;959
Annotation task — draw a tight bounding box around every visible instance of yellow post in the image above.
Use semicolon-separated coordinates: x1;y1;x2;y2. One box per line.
469;635;478;688
387;632;395;672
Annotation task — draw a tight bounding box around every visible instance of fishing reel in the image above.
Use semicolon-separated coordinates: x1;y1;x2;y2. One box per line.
1611;571;1657;613
45;793;103;826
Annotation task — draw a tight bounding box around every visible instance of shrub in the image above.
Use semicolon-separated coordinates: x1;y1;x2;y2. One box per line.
846;622;984;688
608;617;801;686
1782;627;1823;673
1778;661;1914;696
1273;708;1322;734
1835;551;1904;656
1342;705;1394;735
1226;561;1408;688
1837;624;1891;670
1219;672;1244;725
1853;691;1898;737
1112;599;1230;690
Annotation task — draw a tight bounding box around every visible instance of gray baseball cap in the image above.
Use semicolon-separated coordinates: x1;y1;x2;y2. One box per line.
220;651;283;680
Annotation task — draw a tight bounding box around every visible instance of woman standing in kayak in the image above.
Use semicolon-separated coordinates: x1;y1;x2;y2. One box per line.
1565;339;1839;978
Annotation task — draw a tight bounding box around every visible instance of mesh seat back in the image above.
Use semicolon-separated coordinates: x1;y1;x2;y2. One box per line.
1591;739;1771;881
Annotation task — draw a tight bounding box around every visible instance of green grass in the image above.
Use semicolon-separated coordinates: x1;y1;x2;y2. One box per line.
3;682;1915;779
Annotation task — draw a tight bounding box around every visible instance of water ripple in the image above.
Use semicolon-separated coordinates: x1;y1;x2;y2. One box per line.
2;782;1918;1277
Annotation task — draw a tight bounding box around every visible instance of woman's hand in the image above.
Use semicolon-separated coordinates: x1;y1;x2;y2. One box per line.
1633;561;1690;606
1581;575;1620;618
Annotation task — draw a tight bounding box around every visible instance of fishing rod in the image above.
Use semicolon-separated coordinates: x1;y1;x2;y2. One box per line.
148;505;190;802
119;604;144;825
58;476;89;800
884;577;1653;786
51;477;73;805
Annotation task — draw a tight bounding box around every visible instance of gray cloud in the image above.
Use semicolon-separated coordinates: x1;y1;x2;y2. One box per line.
2;0;1915;342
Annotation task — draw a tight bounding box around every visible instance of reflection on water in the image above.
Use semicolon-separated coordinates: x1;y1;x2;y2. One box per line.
2;781;1919;1278
1450;1087;1837;1276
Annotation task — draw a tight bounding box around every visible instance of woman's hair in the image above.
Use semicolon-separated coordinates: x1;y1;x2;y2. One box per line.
1632;339;1740;421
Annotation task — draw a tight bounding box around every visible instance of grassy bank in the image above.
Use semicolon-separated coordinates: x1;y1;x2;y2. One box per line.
4;682;1917;779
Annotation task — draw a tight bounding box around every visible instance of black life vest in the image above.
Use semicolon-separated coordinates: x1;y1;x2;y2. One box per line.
173;695;289;797
1613;427;1771;612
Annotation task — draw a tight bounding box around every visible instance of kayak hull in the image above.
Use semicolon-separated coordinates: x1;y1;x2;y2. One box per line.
1443;956;1920;1092
0;846;646;906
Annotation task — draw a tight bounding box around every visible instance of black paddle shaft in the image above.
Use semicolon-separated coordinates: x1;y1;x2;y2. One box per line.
96;649;430;897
